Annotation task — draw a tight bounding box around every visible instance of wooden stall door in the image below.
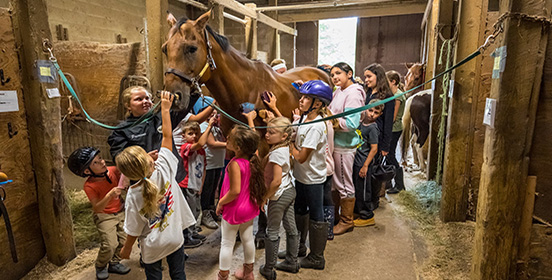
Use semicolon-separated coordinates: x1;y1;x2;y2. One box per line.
0;8;45;279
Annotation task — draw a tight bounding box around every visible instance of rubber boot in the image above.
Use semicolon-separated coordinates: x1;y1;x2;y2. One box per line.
278;214;308;259
323;206;335;240
387;167;405;194
255;211;267;249
333;197;355;235
234;263;254;280
259;238;279;280
275;233;300;273
331;190;341;226
300;220;328;270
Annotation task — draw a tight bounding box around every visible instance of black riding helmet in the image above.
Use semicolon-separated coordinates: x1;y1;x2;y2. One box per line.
67;147;101;177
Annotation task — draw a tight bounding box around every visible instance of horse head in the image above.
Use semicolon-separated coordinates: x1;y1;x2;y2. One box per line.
405;63;425;91
163;11;215;112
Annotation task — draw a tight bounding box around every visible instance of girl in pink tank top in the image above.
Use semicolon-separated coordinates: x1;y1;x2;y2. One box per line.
216;125;266;280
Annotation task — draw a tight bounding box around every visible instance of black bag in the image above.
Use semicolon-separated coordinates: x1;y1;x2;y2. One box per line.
371;154;396;182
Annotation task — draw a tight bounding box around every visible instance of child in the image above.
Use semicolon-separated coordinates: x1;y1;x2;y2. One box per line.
258;117;299;279
216;125;266;280
117;91;195;280
327;62;366;236
353;99;384;226
67;147;131;280
385;70;406;194
291;80;332;270
179;120;214;246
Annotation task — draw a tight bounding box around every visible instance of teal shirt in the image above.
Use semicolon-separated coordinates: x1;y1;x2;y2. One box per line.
392;89;406;132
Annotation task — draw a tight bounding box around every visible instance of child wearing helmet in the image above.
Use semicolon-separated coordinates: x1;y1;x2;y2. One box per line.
67;147;131;280
289;79;332;271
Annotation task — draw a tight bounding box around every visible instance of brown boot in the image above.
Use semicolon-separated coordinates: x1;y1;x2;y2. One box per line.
333;197;355;235
331;190;341;226
234;263;254;280
217;270;229;280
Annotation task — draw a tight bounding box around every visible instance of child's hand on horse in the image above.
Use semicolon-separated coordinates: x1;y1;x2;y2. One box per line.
242;110;257;121
160;90;174;110
262;91;278;109
293;80;305;87
292;108;301;122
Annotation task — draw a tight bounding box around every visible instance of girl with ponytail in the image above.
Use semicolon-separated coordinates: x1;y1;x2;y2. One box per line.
117;91;195;280
216;124;266;280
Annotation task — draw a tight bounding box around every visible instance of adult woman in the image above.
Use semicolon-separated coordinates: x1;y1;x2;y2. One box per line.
385;70;406;194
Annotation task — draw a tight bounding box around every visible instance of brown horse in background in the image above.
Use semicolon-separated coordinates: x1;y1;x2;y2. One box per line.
162;11;330;136
401;63;430;173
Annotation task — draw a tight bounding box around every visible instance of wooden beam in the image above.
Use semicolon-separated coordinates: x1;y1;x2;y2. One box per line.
209;2;224;34
175;0;208;10
12;0;76;265
472;0;552;278
277;2;427;23
224;12;247;24
245;3;258;59
146;0;169;92
256;0;395;12
440;0;488;222
257;12;296;35
211;0;257;18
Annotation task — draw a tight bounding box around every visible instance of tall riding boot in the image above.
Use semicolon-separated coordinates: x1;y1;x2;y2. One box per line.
331;190;341;226
278;214;308;259
333;197;355;235
323;206;335;240
275;233;300;273
387;167;405;194
259;238;279;280
300;220;328;270
255;211;268;249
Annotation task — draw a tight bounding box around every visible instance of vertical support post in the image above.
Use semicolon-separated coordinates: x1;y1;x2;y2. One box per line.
245;3;257;59
426;0;455;180
12;0;76;265
210;2;224;34
440;0;488;222
472;0;551;278
274;30;281;59
146;0;169;92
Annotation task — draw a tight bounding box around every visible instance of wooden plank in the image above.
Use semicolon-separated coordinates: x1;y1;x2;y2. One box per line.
0;8;45;279
295;21;318;67
277;2;427;23
517;176;537;278
257;12;296;35
146;0;168;92
257;0;395;12
210;3;224;34
12;0;76;265
175;0;208;10
440;0;488;222
245;3;257;59
211;0;256;19
472;0;552;278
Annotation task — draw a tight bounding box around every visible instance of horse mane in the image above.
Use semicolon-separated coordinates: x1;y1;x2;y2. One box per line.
176;17;230;52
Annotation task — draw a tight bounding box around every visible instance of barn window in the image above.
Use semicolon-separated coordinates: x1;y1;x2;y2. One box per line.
318;17;358;72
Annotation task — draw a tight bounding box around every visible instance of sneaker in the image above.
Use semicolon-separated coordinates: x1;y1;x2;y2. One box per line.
210;209;222;222
202;210;219;229
184;236;203;248
353;217;375;227
96;266;109;280
108;263;131;274
192;231;207;241
194;225;203;233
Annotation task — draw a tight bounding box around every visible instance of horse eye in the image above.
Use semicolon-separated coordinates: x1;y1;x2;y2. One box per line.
186;46;198;54
161;45;167;55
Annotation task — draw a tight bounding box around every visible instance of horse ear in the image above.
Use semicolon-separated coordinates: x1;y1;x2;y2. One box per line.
194;10;211;31
405;62;414;70
167;12;177;27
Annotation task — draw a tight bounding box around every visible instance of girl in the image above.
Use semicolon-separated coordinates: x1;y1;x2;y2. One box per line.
364;64;395;206
291;80;332;270
328;62;366;235
116;91;196;280
385;70;406;194
259;117;299;279
216;125;266;280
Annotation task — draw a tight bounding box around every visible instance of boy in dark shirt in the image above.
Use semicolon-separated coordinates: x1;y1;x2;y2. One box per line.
353;99;384;227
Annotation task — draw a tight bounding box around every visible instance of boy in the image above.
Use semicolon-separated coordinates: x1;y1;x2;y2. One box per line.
179;119;214;247
352;99;384;227
67;147;130;280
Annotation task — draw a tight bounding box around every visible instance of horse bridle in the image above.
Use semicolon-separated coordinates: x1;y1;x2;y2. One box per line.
164;29;217;95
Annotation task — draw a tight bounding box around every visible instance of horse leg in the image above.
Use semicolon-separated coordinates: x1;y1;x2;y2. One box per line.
416;144;426;173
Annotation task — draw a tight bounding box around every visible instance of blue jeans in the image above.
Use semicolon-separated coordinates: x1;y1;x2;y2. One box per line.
144;245;186;280
294;180;324;222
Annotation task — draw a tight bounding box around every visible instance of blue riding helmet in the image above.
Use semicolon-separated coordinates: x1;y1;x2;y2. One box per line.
193;96;215;114
299;80;333;105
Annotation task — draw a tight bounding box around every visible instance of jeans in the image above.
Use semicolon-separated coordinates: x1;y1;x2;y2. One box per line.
294;180;324;222
323;175;334;206
201;168;223;210
388;131;402;169
353;164;375;219
144;245;186;280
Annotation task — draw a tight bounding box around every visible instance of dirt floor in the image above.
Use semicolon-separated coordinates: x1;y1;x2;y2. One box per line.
23;165;475;280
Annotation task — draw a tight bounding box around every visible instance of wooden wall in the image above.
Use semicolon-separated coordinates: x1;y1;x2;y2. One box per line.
0;8;45;279
296;21;318;67
355;14;424;76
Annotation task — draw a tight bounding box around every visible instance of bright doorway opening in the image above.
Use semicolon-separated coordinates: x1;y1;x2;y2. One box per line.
318;17;358;71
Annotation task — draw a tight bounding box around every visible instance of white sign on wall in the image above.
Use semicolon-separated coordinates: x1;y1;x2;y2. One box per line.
0;90;19;113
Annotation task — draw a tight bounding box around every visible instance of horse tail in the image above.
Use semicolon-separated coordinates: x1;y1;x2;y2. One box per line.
401;95;413;164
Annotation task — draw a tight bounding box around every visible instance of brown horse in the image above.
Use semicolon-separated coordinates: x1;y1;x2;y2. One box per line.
401;63;430;172
162;11;330;136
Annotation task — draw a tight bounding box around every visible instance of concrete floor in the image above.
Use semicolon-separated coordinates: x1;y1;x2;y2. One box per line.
70;196;419;280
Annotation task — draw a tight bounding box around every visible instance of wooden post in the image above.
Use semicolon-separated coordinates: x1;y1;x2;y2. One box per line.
440;0;488;222
245;3;258;59
274;30;281;59
517;176;537;279
12;0;76;265
210;2;224;34
426;0;455;181
146;0;169;93
472;0;552;278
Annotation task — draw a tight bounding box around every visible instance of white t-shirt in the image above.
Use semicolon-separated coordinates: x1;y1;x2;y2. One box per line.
200;122;226;170
265;146;293;201
124;147;196;264
293;115;327;185
173;113;192;154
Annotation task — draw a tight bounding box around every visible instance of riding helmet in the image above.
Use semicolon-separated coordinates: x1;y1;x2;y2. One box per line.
67;147;101;177
299;80;333;105
193;96;215;114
